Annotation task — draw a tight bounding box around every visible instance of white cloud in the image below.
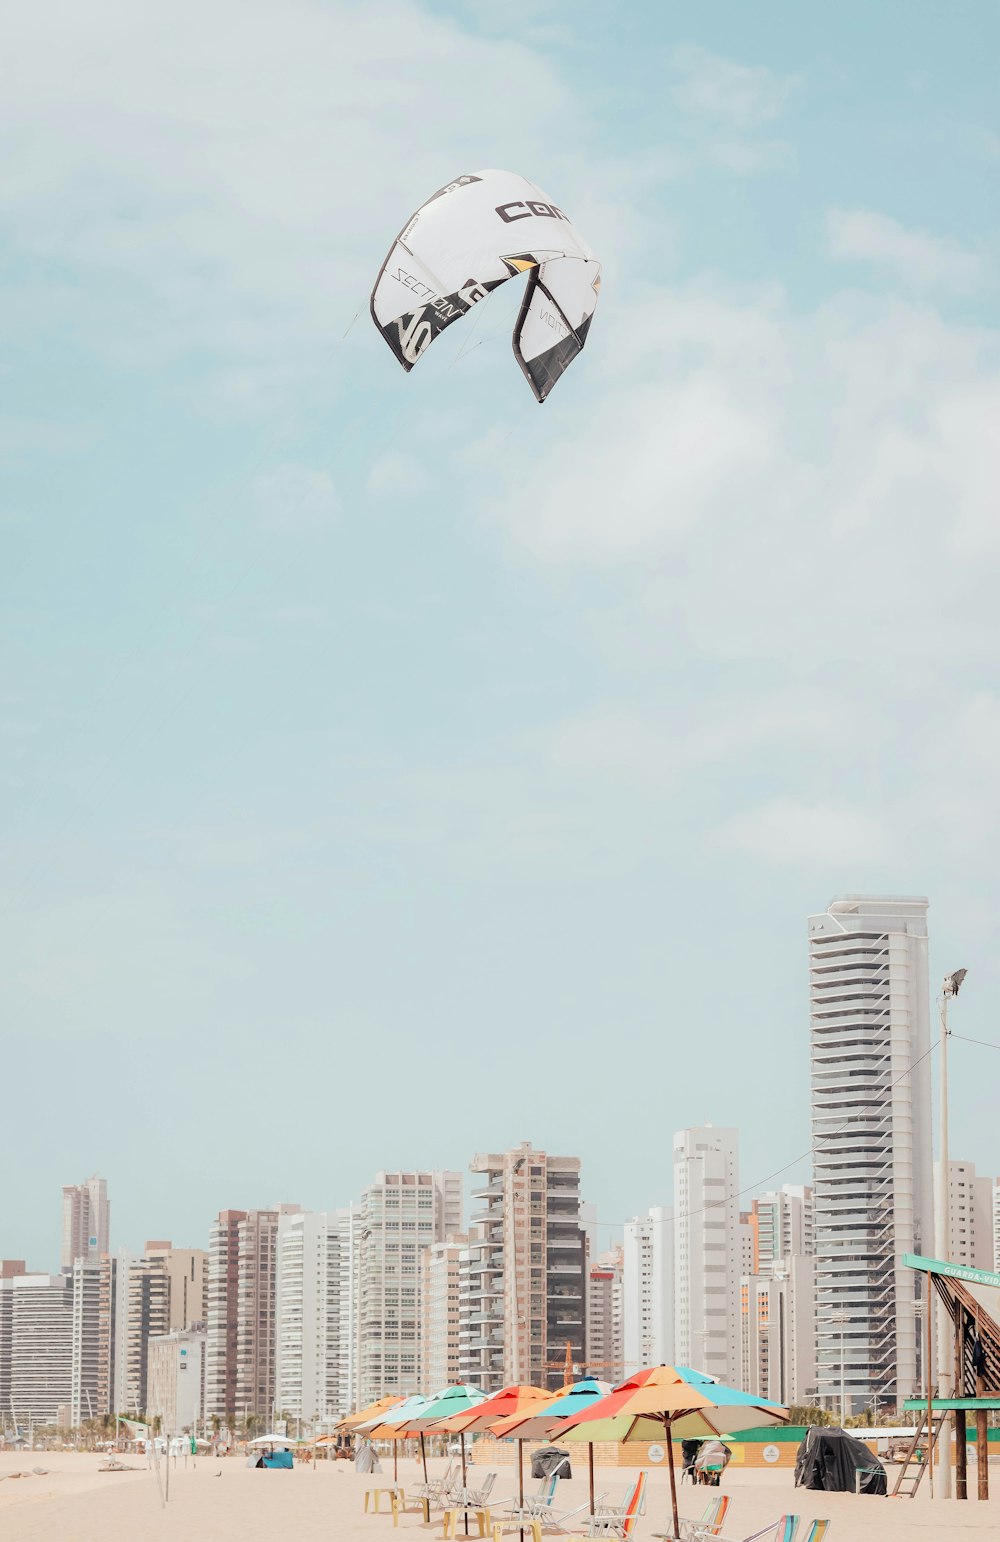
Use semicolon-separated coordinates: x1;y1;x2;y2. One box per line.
251;463;340;533
0;0;586;387
670;44;799;130
718;799;885;866
367;452;430;498
827;208;982;291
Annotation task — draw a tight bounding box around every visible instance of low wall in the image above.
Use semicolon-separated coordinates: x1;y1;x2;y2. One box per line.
471;1427;1000;1473
472;1430;864;1472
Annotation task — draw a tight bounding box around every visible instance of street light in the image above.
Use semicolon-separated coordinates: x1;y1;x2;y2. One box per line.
832;1312;848;1425
934;967;967;1503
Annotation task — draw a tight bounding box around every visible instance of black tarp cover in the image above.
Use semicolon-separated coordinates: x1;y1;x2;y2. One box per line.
794;1427;887;1494
531;1446;572;1479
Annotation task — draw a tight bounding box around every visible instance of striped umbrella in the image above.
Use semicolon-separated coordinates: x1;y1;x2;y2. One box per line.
558;1365;788;1539
401;1384;486;1506
491;1378;611;1515
364;1392;440;1482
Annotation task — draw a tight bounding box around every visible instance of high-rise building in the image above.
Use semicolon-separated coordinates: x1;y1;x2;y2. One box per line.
420;1234;468;1393
466;1142;586;1392
144;1243;208;1330
741;1184;817;1404
673;1127;742;1382
206;1210;246;1421
934;1161;995;1270
61;1176;110;1270
587;1245;624;1381
622;1209;674;1375
275;1207;361;1424
994;1184;1000;1273
205;1205;301;1422
749;1187;815;1274
6;1274;73;1425
111;1251;170;1417
809;895;933;1413
147;1330;206;1432
70;1258;114;1425
236;1206;301;1419
357;1172;462;1406
0;1264;27;1423
739;1257;816;1405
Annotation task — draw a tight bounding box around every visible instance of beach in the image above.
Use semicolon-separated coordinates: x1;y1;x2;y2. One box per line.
2;1451;998;1541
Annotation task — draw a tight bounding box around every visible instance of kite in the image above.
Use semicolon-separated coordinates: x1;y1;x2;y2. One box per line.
370;170;600;402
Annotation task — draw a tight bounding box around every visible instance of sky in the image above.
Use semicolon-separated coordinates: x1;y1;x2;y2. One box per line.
2;1;999;1271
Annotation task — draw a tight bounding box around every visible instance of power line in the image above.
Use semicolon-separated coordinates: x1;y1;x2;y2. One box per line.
587;1038;941;1235
951;1031;1000;1053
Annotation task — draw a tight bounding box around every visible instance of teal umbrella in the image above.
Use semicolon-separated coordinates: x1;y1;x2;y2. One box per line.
403;1386;487;1533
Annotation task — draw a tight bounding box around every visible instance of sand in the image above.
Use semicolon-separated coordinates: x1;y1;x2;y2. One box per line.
2;1450;997;1540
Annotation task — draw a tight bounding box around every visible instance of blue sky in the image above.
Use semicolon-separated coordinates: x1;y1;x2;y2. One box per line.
2;1;999;1269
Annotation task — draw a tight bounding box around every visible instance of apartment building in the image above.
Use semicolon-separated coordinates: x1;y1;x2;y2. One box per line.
357;1171;462;1406
61;1176;110;1270
622;1209;674;1375
809;895;933;1412
275;1206;361;1423
673;1127;742;1383
466;1142;586;1392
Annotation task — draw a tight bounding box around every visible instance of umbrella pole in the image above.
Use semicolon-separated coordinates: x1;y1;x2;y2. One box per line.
665;1416;680;1540
461;1431;469;1537
588;1442;595;1517
420;1431;428;1484
518;1438;525;1542
394;1439;398;1483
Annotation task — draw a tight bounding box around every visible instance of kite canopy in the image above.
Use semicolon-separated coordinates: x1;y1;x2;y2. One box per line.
370;170;600;402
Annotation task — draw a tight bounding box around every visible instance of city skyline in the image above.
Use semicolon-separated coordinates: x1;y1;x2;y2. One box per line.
4;3;999;1289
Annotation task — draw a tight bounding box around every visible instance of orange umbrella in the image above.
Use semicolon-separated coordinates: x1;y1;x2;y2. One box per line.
337;1394;405;1430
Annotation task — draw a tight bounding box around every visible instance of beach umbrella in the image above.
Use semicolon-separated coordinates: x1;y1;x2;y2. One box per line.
401;1384;486;1506
492;1377;611;1516
364;1392;440;1482
336;1394;405;1431
430;1385;553;1525
558;1365;789;1540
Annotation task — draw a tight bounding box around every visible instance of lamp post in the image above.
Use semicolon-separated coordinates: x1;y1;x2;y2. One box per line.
831;1312;848;1425
934;967;966;1503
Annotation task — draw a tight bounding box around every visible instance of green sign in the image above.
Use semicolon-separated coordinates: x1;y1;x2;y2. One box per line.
903;1252;1000;1291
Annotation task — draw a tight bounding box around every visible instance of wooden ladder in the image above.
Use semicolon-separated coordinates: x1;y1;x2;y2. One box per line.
890;1410;949;1497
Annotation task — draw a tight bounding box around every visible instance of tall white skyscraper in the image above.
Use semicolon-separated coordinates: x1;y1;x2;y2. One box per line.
420;1234;468;1393
61;1176;110;1270
5;1274;73;1424
809;895;933;1413
622;1208;674;1374
275;1206;361;1423
673;1127;741;1382
357;1170;462;1406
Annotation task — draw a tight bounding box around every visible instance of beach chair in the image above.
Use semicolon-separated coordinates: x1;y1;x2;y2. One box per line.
676;1494;730;1539
491;1469;566;1528
667;1515;799;1542
441;1472;499;1536
582;1471;648;1538
801;1525;830;1542
411;1461;458;1506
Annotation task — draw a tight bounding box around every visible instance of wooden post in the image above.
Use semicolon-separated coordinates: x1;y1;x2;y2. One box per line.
954;1310;967;1501
975;1371;989;1501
